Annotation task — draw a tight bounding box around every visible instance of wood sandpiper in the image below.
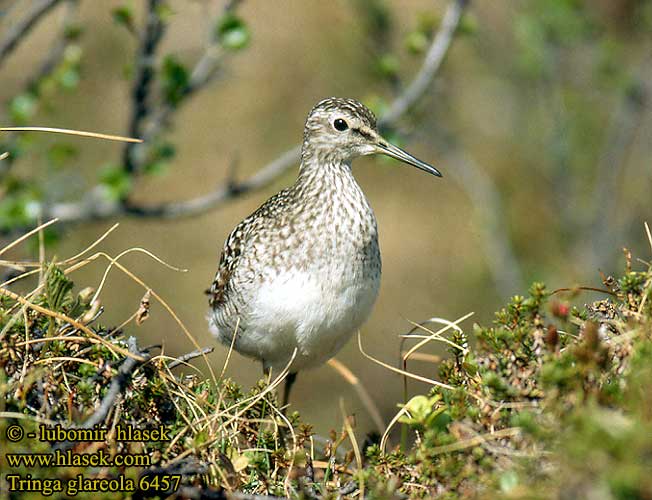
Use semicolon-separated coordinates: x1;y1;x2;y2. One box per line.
207;97;441;406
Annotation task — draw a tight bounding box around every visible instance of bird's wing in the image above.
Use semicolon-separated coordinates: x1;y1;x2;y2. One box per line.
207;219;248;308
206;189;293;308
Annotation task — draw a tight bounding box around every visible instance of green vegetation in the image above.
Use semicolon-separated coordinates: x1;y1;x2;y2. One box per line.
1;234;650;498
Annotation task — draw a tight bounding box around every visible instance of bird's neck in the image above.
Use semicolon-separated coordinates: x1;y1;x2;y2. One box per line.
291;152;378;254
296;154;353;189
293;154;375;225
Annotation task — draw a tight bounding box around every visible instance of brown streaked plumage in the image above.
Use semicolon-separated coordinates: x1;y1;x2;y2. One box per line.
207;97;441;406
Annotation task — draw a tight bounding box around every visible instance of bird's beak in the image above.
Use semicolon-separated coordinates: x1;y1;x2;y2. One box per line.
376;140;442;177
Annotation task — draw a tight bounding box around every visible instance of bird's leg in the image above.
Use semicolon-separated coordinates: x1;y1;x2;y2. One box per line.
262;363;296;444
261;362;273;416
282;371;298;410
279;372;297;446
262;362;272;381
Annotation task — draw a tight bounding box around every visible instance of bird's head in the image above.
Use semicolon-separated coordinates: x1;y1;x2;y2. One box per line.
302;97;441;177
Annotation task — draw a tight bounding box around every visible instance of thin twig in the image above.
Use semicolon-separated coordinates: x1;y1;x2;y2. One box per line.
341;401;364;499
0;0;80;179
78;336;149;429
327;358;385;436
0;286;145;360
0;218;59;257
427;427;520;456
550;286;616;296
0;127;142;143
140;0;244;143
0;0;62;69
379;0;469;126
9;0;467;229
338;481;359;497
357;331;455;391
52;337;150;452
123;0;165;175
168;346;214;370
24;0;79;90
176;488;284;500
25;145;299;224
123;146;301;219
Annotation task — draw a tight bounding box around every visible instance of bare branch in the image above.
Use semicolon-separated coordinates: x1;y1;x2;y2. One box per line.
24;0;79;90
123;0;166;175
0;0;79;180
124;146;301;219
139;0;245;145
44;146;301;222
10;0;467;230
54;336;149;451
79;336;150;430
120;0;469;219
379;0;468;126
167;346;214;370
0;0;62;69
121;0;244;189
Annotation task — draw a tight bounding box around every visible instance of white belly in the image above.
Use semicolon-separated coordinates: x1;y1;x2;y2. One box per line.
216;268;380;372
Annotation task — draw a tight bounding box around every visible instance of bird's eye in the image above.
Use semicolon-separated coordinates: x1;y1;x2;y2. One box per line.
333;118;348;132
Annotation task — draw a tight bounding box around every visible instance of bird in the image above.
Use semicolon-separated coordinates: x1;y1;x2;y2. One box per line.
206;97;441;408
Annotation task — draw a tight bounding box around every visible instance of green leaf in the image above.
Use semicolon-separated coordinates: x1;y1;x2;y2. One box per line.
112;5;135;32
376;53;399;76
47;143;78;169
193;430;209;446
457;13;478;36
398;395;445;427
58;68;80;90
45;264;75;313
155;141;176;160
78;363;96;378
364;95;389;117
9;93;38;124
143;161;169;176
405;31;428;54
99;164;132;201
216;14;251;50
428;409;451;431
499;471;519;493
155;3;174;22
416;11;439;34
64;23;83;41
161;55;189;106
63;44;83;65
0;193;39;231
143;141;176;176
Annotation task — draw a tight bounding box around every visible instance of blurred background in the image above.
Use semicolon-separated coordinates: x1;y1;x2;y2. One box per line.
1;0;651;438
